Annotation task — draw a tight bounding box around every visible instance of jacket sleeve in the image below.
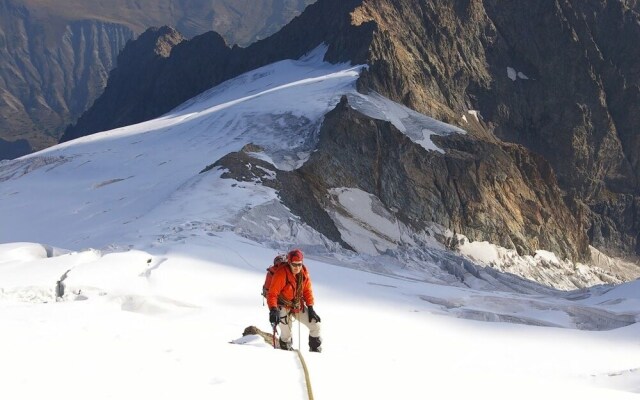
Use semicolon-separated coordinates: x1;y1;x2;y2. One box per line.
303;268;314;307
267;267;286;309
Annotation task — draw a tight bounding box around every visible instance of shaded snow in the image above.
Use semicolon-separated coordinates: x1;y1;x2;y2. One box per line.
507;66;530;81
346;92;464;153
458;236;633;290
327;188;404;255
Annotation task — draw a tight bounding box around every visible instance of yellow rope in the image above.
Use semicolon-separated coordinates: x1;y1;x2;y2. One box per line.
295;349;314;400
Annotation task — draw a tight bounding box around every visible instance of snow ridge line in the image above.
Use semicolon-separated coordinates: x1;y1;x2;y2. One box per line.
295;349;314;400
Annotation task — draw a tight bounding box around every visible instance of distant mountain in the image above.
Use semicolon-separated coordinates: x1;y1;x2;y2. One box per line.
0;0;315;158
63;0;640;263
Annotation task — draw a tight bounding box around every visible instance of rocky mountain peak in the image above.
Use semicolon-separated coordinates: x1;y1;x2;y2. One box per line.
117;26;184;65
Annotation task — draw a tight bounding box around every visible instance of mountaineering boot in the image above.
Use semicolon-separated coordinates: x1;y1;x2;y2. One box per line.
309;336;322;353
279;338;293;351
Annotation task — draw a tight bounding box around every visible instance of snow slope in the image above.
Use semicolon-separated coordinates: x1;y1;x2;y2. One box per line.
1;46;639;399
0;46;461;250
1;238;639;399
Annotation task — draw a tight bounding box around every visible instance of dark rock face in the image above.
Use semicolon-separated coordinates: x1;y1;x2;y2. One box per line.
481;0;640;258
351;0;640;258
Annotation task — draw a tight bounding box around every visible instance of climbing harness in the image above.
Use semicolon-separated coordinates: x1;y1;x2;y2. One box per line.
277;271;304;311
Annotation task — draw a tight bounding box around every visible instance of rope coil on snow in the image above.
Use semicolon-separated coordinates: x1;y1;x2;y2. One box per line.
295;349;314;400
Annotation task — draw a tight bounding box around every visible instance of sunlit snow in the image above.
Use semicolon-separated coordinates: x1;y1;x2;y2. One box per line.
1;45;639;399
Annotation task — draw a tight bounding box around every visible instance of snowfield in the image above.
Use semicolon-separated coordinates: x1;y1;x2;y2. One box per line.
1;46;639;399
1;239;639;399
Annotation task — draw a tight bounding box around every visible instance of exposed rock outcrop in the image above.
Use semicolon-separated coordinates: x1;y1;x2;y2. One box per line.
207;144;351;250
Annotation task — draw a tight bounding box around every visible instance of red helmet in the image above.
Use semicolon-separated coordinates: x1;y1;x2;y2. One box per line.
288;249;304;264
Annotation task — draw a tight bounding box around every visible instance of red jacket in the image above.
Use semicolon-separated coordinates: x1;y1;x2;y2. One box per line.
267;264;314;311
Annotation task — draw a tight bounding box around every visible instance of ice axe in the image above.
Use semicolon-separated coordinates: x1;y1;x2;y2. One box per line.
271;322;278;349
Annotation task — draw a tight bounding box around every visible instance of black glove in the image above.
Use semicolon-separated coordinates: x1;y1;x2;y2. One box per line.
307;306;321;323
269;308;280;326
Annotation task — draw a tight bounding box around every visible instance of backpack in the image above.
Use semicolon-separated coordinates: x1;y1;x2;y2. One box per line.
261;254;288;297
